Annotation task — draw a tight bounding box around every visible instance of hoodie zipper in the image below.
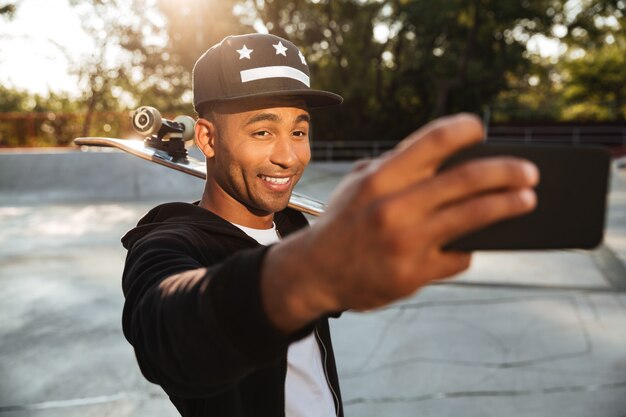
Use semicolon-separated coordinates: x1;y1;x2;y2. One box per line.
315;328;339;417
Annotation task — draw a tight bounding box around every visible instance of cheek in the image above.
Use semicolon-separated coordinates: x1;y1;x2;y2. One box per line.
236;143;268;173
214;145;236;174
212;143;247;188
223;143;269;189
295;142;311;166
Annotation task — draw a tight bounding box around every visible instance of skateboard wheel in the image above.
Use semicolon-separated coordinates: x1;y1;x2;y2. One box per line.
132;106;162;136
174;116;196;141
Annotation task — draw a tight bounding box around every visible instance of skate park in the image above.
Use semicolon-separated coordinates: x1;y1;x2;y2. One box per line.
0;147;625;417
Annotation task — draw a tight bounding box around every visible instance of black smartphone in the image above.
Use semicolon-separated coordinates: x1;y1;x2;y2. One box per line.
439;142;611;251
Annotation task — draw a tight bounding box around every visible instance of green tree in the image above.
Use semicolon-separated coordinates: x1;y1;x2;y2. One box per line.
560;0;626;48
64;1;247;122
34;0;626;144
138;0;249;116
556;1;626;120
0;2;16;19
237;0;565;141
561;43;626;120
0;86;83;147
65;0;171;136
70;0;626;140
0;85;31;112
493;0;626;122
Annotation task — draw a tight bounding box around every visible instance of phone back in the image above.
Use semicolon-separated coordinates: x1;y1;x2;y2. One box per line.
440;143;611;251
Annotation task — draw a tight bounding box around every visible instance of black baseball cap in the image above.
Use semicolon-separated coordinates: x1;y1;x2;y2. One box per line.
192;33;343;111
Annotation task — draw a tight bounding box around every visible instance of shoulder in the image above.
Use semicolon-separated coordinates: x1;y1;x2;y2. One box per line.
275;208;309;237
123;201;257;261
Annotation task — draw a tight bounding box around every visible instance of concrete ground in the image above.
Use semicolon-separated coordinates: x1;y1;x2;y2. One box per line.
1;150;625;417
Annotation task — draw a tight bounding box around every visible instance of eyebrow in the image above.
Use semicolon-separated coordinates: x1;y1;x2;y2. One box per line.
244;112;310;127
296;114;311;124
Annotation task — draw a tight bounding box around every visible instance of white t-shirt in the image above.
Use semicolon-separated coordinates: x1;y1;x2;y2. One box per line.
231;222;336;417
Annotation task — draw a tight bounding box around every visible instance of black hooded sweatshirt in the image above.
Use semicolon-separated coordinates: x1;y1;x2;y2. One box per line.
121;202;343;417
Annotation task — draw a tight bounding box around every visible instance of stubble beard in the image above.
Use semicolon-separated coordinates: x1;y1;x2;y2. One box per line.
244;176;299;216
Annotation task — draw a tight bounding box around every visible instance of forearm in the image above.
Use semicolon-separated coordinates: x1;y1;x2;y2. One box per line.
261;227;338;334
260;115;540;334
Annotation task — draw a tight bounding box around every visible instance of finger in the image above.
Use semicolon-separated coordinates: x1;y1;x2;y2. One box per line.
427;188;537;246
414;157;539;212
376;114;485;186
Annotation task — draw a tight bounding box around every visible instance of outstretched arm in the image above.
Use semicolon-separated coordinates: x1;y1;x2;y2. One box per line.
261;114;539;333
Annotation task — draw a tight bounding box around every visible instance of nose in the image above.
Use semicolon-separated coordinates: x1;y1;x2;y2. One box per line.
269;135;299;169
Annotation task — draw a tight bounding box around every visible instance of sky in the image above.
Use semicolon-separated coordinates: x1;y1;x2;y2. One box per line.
0;0;94;96
0;0;563;98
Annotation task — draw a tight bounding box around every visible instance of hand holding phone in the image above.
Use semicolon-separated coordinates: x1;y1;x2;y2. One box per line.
439;143;610;251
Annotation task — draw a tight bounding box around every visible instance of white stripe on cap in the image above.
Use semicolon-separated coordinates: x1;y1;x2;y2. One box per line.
240;66;310;87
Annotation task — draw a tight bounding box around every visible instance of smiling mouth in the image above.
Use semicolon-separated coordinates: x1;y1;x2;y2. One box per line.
260;175;291;185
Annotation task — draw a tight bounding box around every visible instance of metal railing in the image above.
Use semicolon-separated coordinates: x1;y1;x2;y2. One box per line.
311;140;398;161
486;125;626;146
2;110;625;159
312;125;626;161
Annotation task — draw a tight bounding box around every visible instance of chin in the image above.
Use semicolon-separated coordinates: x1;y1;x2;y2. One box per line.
251;196;291;215
261;202;290;215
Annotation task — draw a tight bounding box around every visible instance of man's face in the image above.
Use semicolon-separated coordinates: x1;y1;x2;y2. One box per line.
204;96;311;218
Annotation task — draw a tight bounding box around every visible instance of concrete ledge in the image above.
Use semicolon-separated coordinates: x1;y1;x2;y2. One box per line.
0;148;354;206
0;149;205;205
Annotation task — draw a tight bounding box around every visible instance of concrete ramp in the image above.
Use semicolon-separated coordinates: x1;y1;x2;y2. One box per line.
0;148;354;206
0;149;205;205
2;149;626;417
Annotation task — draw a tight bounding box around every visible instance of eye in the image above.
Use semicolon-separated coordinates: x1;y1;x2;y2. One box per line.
292;130;309;138
253;130;271;138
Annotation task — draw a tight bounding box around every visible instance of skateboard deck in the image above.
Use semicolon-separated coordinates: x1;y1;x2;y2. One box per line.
74;136;327;216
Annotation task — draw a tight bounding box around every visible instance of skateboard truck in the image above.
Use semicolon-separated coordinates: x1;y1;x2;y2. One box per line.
132;106;195;161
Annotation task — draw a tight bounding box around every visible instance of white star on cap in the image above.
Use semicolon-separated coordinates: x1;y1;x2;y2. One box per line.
236;45;253;60
298;50;306;65
273;41;288;56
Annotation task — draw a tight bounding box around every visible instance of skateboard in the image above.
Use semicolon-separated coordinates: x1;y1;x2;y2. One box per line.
74;107;327;216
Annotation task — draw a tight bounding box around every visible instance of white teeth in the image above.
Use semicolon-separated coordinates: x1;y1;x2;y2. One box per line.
261;175;290;185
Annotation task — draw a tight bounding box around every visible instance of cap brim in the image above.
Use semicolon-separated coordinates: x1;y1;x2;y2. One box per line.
196;89;343;110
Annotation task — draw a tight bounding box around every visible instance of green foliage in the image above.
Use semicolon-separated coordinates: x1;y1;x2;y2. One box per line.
561;43;626;120
63;0;196;136
242;0;566;140
496;0;626;122
0;85;31;112
0;2;16;19
490;57;564;122
5;0;626;147
560;0;626;49
138;0;254;117
0;87;86;147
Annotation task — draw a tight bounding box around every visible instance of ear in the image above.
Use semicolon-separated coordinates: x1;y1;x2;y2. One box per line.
195;118;217;158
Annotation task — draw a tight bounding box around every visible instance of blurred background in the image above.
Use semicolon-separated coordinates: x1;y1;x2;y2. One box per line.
2;1;626;417
1;0;626;155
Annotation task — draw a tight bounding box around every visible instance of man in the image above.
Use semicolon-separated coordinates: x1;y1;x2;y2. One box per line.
122;33;539;417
